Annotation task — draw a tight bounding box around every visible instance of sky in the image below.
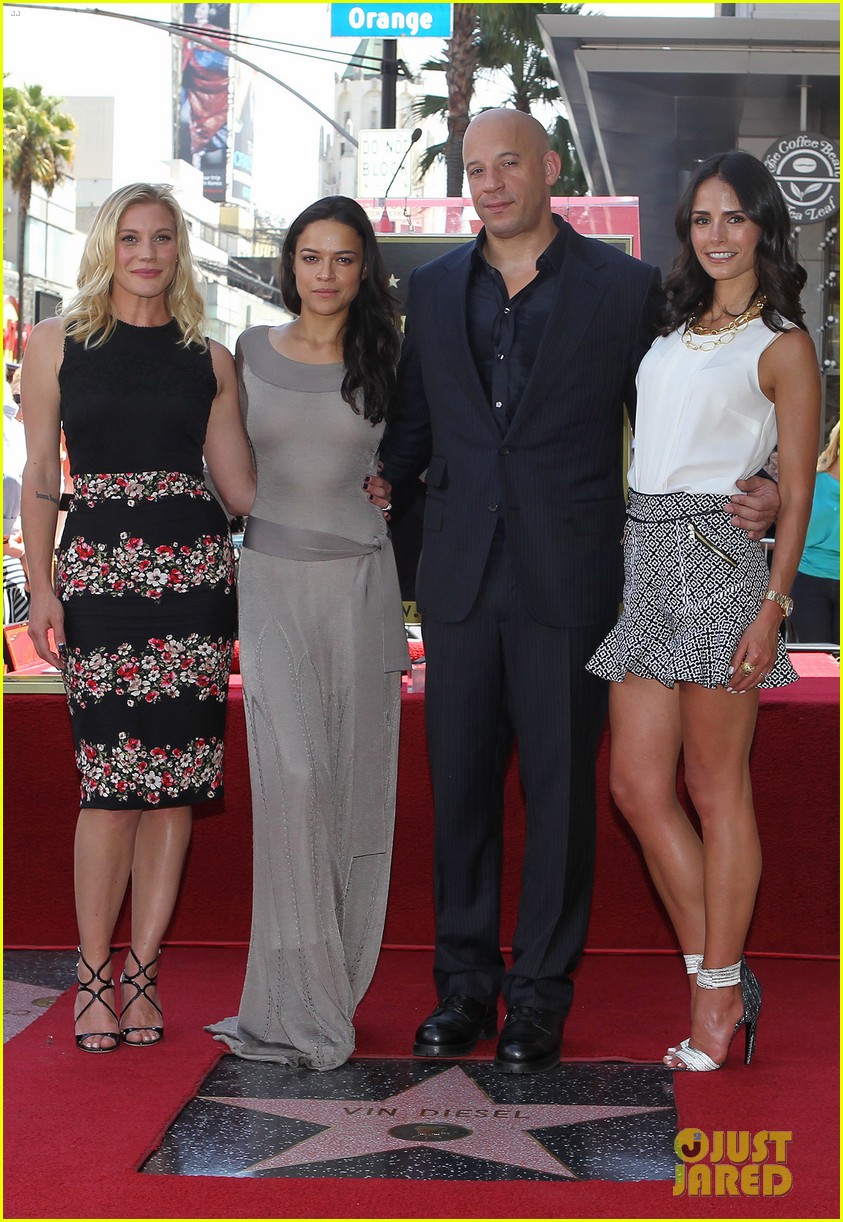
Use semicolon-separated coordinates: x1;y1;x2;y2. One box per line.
3;2;715;224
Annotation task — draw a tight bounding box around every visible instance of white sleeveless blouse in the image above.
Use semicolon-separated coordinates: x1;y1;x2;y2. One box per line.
628;315;794;496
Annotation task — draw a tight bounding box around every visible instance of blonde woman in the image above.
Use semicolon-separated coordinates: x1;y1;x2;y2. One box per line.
790;420;839;644
21;183;255;1053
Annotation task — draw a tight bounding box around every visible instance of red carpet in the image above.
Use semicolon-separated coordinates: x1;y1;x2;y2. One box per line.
3;948;838;1219
4;654;838;1215
3;652;839;953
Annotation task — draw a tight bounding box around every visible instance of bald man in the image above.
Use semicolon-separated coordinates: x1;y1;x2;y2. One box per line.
378;109;776;1073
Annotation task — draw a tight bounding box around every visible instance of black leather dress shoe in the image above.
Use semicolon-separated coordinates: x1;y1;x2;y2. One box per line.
494;1005;564;1074
413;995;498;1057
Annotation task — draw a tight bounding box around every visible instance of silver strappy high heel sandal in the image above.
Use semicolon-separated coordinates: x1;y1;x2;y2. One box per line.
666;957;762;1071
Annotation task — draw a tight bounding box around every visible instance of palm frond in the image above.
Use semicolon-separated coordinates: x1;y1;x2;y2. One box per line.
417;141;447;180
414;2;586;193
411;94;449;123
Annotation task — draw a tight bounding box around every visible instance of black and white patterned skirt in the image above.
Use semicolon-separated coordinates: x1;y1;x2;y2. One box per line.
587;489;797;690
3;555;29;625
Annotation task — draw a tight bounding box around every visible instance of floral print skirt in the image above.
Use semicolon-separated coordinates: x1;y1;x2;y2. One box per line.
56;471;236;810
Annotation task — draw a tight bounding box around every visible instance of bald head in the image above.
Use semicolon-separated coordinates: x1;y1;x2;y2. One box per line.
464;108;551;161
462;108;561;248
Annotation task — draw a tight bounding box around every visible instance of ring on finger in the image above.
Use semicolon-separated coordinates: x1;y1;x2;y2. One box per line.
382;502;392;512
739;660;755;677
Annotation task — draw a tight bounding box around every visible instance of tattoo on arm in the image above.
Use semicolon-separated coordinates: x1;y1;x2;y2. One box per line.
35;491;61;506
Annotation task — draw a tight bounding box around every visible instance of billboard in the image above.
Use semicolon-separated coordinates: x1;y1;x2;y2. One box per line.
177;3;232;202
231;54;256;205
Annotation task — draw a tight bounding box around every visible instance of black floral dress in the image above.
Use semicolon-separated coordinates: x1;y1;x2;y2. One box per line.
56;320;236;810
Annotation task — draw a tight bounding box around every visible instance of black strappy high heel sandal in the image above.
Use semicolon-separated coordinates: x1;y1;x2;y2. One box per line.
119;947;164;1047
75;948;120;1053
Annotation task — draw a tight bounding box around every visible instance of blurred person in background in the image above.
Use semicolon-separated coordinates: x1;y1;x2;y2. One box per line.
4;365;29;624
790;420;839;645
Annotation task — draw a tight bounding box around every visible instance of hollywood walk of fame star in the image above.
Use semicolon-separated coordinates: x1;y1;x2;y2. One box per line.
205;1064;671;1177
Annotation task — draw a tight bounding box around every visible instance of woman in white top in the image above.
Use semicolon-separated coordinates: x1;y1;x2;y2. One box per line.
588;151;820;1071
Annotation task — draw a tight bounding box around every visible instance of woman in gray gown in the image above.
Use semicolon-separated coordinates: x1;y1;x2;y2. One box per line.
208;196;408;1070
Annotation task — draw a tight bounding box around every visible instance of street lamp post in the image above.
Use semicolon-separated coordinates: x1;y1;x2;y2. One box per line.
380;38;398;129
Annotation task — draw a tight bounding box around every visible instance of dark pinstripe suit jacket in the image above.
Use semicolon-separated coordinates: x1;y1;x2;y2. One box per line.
379;220;663;628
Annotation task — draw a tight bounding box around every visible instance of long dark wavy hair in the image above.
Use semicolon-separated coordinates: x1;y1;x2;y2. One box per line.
660;150;808;337
279;196;401;423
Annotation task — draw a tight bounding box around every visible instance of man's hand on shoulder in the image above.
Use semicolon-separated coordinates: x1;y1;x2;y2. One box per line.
723;475;780;542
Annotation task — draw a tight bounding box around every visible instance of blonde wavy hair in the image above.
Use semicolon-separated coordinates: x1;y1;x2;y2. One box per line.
817;420;840;472
61;183;207;348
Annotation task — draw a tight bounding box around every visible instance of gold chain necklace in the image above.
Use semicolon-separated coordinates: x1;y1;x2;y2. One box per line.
682;296;766;352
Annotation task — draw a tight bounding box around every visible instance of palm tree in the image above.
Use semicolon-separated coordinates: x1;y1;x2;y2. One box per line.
414;4;481;200
547;113;588;198
478;4;586;196
413;4;585;199
477;3;577;113
4;82;76;358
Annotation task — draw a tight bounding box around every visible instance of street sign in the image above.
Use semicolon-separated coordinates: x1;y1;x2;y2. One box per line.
357;129;417;198
331;4;453;38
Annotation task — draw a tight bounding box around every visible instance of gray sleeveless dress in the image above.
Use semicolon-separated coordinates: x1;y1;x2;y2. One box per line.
207;326;408;1070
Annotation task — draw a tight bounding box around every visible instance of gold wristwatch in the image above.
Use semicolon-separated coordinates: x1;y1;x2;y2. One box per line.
765;589;793;617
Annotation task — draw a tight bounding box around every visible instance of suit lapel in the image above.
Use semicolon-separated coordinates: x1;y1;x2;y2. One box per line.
507;232;607;436
432;246;502;439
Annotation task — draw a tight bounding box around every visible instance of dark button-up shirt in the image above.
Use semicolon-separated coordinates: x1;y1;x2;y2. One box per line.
466;215;568;435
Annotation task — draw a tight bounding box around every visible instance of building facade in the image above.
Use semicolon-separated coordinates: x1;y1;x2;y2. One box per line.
538;4;840;430
3;92;286;364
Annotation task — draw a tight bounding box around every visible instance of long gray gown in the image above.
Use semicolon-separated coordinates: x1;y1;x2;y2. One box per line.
207;326;409;1070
